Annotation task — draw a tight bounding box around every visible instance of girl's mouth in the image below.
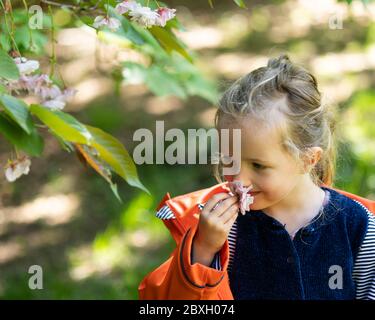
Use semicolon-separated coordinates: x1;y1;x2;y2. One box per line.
249;191;261;195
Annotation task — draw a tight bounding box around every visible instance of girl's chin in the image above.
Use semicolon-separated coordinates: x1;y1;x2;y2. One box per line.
250;196;262;210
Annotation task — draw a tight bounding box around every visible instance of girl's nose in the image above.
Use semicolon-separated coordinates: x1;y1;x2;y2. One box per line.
229;171;253;188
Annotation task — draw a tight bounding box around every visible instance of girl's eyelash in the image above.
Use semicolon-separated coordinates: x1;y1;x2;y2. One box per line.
252;163;266;169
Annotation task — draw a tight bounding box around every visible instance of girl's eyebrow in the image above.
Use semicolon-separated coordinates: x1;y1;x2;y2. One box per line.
246;158;271;164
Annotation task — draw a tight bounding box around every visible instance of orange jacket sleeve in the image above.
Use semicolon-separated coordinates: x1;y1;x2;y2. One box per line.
138;222;234;300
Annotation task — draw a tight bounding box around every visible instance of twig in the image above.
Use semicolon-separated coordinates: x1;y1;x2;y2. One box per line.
40;0;77;10
40;0;104;12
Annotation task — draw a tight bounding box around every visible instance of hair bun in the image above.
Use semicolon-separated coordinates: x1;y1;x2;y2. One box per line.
267;54;291;69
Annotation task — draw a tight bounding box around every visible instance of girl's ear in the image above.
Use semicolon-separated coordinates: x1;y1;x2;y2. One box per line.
301;147;323;173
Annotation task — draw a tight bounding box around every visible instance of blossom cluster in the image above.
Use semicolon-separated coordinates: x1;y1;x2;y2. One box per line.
93;0;176;31
4;155;31;182
3;56;76;111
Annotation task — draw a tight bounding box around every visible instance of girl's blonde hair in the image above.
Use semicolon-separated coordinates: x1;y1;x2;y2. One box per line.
213;54;340;187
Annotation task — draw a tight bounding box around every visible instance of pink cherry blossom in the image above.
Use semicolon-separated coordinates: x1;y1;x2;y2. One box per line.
39;84;62;101
156;7;176;27
113;1;177;29
3;54;77;111
228;180;255;215
115;0;141;14
4;155;31;182
128;6;160;28
13;57;40;75
41;87;77;110
93;16;121;31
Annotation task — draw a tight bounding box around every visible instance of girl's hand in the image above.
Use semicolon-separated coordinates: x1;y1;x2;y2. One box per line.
192;192;239;266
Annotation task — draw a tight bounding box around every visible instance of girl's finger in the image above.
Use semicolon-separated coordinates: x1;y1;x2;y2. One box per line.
202;192;232;213
223;207;239;226
210;196;238;217
220;202;239;223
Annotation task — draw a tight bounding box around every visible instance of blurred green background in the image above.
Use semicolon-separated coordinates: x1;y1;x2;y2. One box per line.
0;0;374;299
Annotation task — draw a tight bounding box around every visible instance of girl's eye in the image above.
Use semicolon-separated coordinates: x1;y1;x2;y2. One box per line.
253;162;266;170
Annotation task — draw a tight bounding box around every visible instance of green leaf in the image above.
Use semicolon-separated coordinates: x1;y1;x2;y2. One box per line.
29;104;92;144
14;26;48;54
0;94;34;134
164;16;186;32
233;0;247;8
30;104;148;194
184;73;219;104
149;26;193;63
129;21;169;59
0;49;20;80
119;17;146;45
85;124;150;195
50;130;75;153
122;62;187;99
0;113;44;156
110;182;123;204
0;33;11;53
0;83;7;94
122;62;147;84
14;26;30;49
168;53;219;103
75;142;123;203
146;65;187;99
208;0;214;8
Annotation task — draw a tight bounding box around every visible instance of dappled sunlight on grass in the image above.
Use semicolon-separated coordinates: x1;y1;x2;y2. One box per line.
67;192;172;297
145;95;184;115
0;194;80;227
311;45;375;76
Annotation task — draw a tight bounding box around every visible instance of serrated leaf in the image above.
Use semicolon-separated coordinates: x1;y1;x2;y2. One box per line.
122;61;147;85
146;65;187;99
0;94;34;134
184;74;219;104
85;124;150;195
49;130;75;153
74;143;112;183
110;182;123;204
29;104;92;144
0;112;44;156
0;83;7;94
0;49;20;80
149;26;193;63
233;0;247;8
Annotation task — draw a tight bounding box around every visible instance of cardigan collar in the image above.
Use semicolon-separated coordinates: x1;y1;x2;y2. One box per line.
246;186;340;236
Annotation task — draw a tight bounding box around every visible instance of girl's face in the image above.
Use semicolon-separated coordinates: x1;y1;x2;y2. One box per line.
221;116;306;212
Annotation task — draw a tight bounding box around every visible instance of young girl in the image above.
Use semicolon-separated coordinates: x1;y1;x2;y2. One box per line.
138;54;375;300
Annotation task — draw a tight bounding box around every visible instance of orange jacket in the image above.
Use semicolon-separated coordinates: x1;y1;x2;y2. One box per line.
138;182;375;300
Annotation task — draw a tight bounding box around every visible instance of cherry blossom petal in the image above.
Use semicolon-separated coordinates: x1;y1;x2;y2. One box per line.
229;180;254;215
156;7;176;27
4;156;31;182
42;99;66;110
129;6;160;28
107;17;121;31
93;16;121;31
13;57;40;75
115;1;141;14
93;15;106;28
